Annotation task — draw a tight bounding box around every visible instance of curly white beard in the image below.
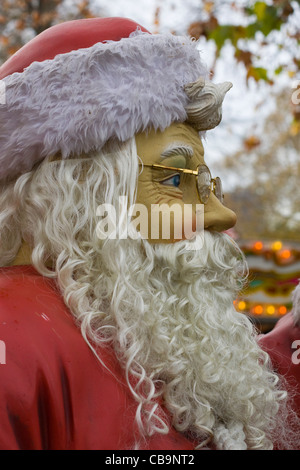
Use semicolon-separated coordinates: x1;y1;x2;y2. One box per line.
71;231;298;450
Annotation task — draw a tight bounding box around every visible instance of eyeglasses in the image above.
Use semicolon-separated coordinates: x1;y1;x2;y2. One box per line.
139;163;224;205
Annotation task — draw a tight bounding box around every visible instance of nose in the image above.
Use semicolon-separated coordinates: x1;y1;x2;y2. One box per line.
204;194;237;232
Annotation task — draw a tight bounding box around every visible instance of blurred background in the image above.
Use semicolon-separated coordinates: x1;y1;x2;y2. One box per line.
1;0;299;331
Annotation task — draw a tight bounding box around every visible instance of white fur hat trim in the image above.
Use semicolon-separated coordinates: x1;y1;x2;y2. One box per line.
0;30;207;182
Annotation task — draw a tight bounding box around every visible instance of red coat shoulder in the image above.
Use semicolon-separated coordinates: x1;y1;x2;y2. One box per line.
0;265;195;450
259;312;300;422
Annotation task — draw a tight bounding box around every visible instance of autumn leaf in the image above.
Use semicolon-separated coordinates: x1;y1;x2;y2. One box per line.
203;1;214;14
0;36;9;46
188;22;204;40
154;7;160;27
275;66;284;75
235;49;253;68
15;19;26;30
246;2;283;36
290;120;300;136
246;65;273;84
209;25;236;50
244;135;261;150
8;46;19;56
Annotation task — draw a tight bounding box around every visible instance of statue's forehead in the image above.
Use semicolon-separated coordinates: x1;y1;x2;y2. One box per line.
136;123;205;170
136;123;204;152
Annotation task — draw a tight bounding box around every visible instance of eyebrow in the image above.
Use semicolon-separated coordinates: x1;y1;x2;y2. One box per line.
161;143;194;160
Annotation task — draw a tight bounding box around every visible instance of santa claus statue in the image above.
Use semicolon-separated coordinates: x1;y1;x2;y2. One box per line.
0;17;299;451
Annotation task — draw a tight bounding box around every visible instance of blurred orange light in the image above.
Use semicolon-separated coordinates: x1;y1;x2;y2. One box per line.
253;305;263;315
238;301;247;311
278;306;287;315
280;249;291;259
266;305;275;315
253;241;263;251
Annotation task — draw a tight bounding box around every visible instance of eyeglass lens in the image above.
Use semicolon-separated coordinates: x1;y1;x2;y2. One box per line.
214;177;223;203
197;166;223;204
197;166;212;204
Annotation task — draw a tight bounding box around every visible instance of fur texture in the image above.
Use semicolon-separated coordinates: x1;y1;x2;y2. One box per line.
0;30;207;182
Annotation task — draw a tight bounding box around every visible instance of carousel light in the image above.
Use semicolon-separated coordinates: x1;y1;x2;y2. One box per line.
278;305;287;315
279;249;292;260
272;241;282;251
266;305;275;315
253;305;264;315
253;241;263;251
237;301;247;311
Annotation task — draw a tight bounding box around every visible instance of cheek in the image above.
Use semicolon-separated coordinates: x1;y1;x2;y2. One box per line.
179;176;204;238
135;180;202;243
180;174;198;203
173;204;203;241
136;180;183;206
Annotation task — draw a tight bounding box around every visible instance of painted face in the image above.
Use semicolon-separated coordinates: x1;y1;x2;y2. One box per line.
135;122;236;244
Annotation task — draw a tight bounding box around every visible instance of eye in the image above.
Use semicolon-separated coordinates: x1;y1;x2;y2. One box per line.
161;173;181;188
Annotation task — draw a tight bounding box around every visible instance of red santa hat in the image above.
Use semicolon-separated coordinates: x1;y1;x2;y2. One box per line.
0;17;210;182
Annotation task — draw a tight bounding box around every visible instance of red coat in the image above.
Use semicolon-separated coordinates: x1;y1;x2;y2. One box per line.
259;311;300;427
0;265;195;450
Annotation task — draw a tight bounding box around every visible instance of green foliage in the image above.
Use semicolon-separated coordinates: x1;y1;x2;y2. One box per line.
209;24;245;50
188;0;299;84
247;66;271;83
209;1;284;52
246;2;283;36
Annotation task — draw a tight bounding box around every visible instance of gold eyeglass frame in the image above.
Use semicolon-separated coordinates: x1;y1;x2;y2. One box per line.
139;162;224;205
